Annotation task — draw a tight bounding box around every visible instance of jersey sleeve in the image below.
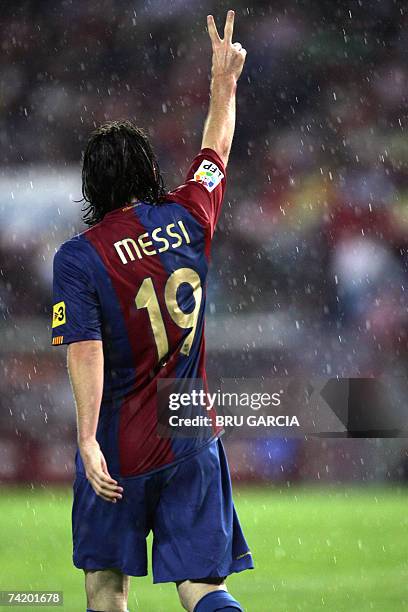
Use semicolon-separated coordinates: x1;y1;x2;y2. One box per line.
51;240;102;346
166;148;226;238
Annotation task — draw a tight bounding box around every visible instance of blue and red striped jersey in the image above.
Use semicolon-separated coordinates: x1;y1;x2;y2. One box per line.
51;148;226;477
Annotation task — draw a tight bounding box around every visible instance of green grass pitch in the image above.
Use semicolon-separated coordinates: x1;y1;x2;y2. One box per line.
0;486;408;611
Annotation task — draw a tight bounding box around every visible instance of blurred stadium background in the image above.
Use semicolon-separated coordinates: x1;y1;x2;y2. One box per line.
0;0;407;610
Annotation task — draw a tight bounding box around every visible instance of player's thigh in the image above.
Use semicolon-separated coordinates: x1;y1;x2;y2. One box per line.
152;439;252;585
85;568;130;611
177;578;227;612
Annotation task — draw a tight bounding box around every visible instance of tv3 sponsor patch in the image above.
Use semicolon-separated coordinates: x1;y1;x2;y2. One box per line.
193;160;224;192
52;301;66;328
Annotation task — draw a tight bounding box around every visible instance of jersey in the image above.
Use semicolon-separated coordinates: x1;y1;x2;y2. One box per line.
51;148;226;477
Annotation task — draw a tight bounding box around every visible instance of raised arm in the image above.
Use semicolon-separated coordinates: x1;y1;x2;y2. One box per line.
201;10;247;167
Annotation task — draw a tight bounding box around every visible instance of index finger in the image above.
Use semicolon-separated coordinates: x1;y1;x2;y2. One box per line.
207;15;221;46
224;9;235;43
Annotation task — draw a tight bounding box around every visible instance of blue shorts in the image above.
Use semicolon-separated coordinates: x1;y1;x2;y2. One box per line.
72;439;254;583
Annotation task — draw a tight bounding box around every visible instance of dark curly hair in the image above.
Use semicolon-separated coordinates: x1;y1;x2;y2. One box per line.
80;120;166;226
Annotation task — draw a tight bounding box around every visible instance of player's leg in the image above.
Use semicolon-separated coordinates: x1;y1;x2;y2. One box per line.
152;439;253;609
85;568;130;612
72;474;154;612
177;577;243;612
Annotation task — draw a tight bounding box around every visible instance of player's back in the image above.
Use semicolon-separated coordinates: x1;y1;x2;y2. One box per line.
85;200;207;390
52;148;226;477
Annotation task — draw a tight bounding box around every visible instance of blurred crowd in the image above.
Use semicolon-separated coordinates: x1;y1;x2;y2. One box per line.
0;0;407;481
